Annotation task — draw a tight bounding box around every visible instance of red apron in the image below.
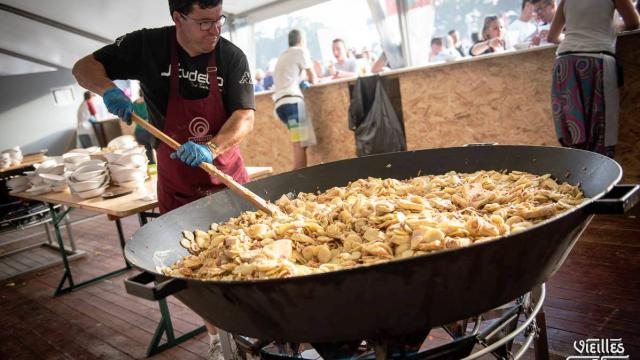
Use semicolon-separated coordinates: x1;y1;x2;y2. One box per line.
156;33;249;214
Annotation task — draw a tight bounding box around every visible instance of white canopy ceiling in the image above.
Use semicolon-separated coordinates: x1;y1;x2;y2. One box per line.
0;0;289;76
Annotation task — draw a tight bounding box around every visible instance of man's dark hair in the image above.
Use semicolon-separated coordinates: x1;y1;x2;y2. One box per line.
168;0;222;15
530;0;553;6
521;0;532;10
448;29;457;36
83;91;93;101
288;29;302;47
332;38;345;46
431;37;443;47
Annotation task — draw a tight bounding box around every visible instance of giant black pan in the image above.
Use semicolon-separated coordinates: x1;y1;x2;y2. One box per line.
124;145;639;343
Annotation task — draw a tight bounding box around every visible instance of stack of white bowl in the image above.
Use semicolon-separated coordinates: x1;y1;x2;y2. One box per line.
0;146;23;169
23;159;66;195
106;146;148;189
6;175;30;193
67;160;109;199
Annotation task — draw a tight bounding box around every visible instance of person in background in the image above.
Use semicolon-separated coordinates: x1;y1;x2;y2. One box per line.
254;69;265;92
326;38;358;79
446;29;465;57
356;47;375;75
510;0;537;45
272;29;318;169
76;91;98;148
531;0;557;46
470;16;509;56
132;89;156;164
72;1;255;358
547;0;638;158
263;71;274;90
429;37;460;62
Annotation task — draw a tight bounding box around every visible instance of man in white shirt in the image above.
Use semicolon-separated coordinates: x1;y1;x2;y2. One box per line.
531;0;557;46
509;0;537;45
326;38;358;79
272;29;319;169
429;37;460;62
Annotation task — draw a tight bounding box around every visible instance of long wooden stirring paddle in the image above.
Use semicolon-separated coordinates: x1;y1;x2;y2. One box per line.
130;113;280;216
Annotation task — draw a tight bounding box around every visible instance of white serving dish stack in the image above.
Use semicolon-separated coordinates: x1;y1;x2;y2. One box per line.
18;158;65;195
105;145;149;189
67;162;110;199
0;146;23;169
6;175;30;193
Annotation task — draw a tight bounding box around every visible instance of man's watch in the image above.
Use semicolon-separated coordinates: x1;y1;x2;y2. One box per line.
206;140;220;157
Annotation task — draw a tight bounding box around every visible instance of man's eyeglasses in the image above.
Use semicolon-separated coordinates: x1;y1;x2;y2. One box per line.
534;5;549;14
180;13;226;31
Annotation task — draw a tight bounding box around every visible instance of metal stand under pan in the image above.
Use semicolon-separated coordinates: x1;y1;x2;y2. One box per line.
228;285;548;360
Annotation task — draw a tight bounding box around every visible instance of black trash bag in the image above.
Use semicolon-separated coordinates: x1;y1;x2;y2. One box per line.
348;75;407;157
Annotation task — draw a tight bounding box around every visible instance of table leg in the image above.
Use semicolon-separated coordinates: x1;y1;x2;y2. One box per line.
146;298;206;356
115;218;131;269
44;221;53;245
50;204;131;296
62;206;76;252
137;210;206;357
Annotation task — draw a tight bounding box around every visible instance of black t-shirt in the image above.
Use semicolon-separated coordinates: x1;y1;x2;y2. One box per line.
93;26;255;141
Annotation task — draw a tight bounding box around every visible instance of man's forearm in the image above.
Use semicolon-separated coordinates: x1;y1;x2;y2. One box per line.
210;109;255;155
72;55;117;96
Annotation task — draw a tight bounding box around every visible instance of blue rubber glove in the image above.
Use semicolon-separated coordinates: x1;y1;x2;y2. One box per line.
299;80;311;90
170;141;214;167
103;87;133;124
88;116;97;124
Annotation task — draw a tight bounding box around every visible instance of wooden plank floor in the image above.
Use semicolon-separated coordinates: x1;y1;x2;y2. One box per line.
0;206;638;359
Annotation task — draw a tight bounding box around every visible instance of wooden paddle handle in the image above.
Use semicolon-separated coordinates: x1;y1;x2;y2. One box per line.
130;113;279;216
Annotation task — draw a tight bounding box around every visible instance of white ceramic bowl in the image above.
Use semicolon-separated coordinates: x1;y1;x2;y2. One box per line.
76;159;106;168
115;178;145;189
35;159;58;169
111;168;147;184
37;163;65;175
39;173;66;186
63;152;90;164
75;185;108;199
107;135;136;150
26;185;51;196
9;185;30;193
120;146;146;156
114;153;147;167
29;175;45;186
68;177;107;193
72;164;107;180
7;176;29;188
103;152;123;164
73;171;107;183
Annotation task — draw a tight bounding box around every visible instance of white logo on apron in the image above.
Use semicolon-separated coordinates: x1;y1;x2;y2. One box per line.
188;117;213;144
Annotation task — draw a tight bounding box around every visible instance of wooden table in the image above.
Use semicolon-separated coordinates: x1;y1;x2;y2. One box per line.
11;166;273;356
14;166;272;217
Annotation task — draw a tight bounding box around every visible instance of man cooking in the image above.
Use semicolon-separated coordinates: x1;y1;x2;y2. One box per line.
72;0;254;358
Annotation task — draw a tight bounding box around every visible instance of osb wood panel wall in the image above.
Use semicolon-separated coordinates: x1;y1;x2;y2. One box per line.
398;48;557;150
241;83;355;175
243;31;639;182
